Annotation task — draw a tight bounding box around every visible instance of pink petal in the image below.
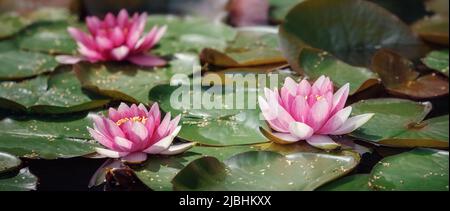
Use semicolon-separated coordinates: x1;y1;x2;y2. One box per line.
157;112;171;137
109;27;125;46
291;95;309;122
121;152;147;163
149;103;161;126
86;16;102;35
159;142;195;155
283;77;297;96
144;126;181;154
68;27;97;49
134;26;158;50
95;35;113;51
288;122;314;140
271;132;301;143
331;83;349;114
108;107;122;122
318;106;352;134
95;147;129;158
126;13;148;48
130;121;149;142
331;113;374;135
117;9;129;28
89;114;112;139
312;75;326;90
259;96;289;132
104;118;125;138
307;98;331;131
77;43;103;61
137;103;149;117
127;54;167;67
297;79;311;96
118;102;132;117
104;12;116;28
306;135;340;150
55;55;84;64
88;127;114;149
169;114;181;133
113;136;134;151
110;45;130;61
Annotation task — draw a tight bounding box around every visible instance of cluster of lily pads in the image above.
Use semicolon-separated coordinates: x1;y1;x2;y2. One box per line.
0;0;449;191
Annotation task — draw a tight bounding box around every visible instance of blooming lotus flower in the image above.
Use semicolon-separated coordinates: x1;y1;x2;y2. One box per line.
258;76;374;150
56;9;167;67
88;103;194;163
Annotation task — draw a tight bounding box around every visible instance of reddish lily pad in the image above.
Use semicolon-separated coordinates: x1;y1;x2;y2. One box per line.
371;49;449;99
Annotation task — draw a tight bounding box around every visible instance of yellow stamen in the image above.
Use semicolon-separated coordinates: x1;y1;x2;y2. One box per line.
116;116;147;126
316;95;322;100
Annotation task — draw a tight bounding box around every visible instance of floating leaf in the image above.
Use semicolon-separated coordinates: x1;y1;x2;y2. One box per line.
0;50;58;80
350;98;449;148
269;0;305;22
412;15;449;46
145;15;236;55
75;55;197;104
133;145;255;191
0;68;110;113
279;0;422;68
370;148;449;191
172;151;358;191
0;168;37;191
0;114;96;159
149;84;269;145
26;7;75;22
372;49;449;99
17;21;77;55
200;30;286;68
422;50;449;76
0;152;21;174
0;40;17;53
299;48;379;95
0;13;28;39
317;174;372;191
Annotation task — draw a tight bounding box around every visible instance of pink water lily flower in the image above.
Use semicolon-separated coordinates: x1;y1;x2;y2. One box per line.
88;103;194;163
258;76;374;150
56;9;167;67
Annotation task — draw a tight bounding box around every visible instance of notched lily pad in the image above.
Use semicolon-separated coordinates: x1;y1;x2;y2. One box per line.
0;168;37;191
372;49;448;99
350;98;449;148
172;151;358;191
299;47;380;95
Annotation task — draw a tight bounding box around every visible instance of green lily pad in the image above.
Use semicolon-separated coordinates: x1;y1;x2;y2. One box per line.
17;21;77;55
370;148;449;191
317;174;372;191
133;145;256;191
26;7;75;22
0;67;110;113
372;49;448;99
299;47;379;95
172;151;358;191
0;40;17;53
145;15;236;56
0;50;58;80
0;114;97;159
0;168;37;191
149;84;269;146
0;152;21;174
279;0;422;69
350;98;449;148
422;50;449;76
200;30;286;68
75;54;198;104
0;13;28;39
269;0;305;22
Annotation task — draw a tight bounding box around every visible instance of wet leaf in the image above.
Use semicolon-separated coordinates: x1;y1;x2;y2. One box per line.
372;49;448;99
317;174;372;191
412;15;449;46
17;21;77;55
350;98;449;148
149;84;269;146
0;168;37;191
422;50;449;77
279;0;422;68
0;67;110;113
370;148;449;191
269;0;304;22
133;145;255;191
0;114;97;159
172;151;358;191
0;50;58;80
145;15;236;56
0;152;21;174
299;48;379;95
0;13;28;39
